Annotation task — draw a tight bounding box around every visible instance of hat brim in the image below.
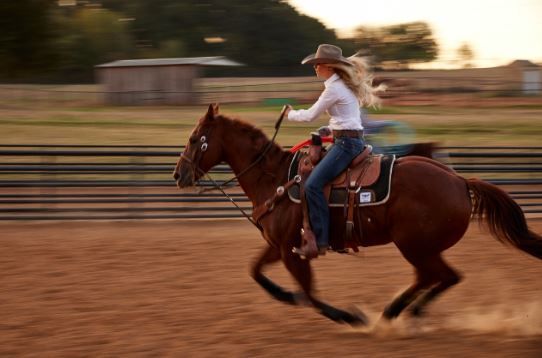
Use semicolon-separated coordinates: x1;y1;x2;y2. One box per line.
301;53;353;66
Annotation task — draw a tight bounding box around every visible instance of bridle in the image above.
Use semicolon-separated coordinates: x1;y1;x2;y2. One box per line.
178;126;212;184
176;106;288;231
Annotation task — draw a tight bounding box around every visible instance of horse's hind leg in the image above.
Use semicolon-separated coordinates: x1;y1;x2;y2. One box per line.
382;281;431;320
383;254;461;319
408;256;462;317
251;245;301;305
282;251;368;325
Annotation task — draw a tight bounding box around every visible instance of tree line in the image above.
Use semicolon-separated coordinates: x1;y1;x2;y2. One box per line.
0;0;441;82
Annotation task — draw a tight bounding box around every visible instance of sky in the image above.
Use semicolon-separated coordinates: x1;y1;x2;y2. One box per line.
288;0;542;68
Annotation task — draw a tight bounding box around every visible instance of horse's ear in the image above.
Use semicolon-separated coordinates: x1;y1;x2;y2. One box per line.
206;103;220;119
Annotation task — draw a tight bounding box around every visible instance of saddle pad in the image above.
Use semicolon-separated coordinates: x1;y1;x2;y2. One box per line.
287;152;396;207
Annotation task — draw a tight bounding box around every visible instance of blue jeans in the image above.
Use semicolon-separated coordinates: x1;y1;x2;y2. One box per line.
305;136;364;248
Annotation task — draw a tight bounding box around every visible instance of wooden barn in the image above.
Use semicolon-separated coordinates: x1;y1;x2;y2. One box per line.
95;57;243;105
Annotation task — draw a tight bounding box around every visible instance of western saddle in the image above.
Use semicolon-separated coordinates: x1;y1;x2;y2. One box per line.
253;133;384;259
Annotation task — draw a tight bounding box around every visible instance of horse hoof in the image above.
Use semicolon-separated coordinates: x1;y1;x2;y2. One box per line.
409;306;425;317
349;306;370;326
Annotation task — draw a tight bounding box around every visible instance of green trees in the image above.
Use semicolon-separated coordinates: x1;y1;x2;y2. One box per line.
0;0;57;79
353;22;439;69
52;6;133;80
0;1;441;81
98;0;337;75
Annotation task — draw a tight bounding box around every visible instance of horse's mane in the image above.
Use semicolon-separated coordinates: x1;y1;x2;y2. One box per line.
218;114;284;154
216;114;293;179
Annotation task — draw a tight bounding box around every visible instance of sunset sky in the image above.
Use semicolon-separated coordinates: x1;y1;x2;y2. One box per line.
288;0;542;68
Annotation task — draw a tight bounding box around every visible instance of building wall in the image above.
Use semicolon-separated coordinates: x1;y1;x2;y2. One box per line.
196;64;541;104
96;62;541;105
380;65;534;92
97;65;199;105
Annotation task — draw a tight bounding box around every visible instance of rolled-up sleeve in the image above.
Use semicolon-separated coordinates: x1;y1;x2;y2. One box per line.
287;86;338;122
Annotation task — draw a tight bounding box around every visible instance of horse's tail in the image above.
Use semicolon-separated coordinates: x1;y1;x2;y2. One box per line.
467;178;542;260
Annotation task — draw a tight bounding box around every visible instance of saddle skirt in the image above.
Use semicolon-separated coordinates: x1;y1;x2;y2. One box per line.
287;149;396;207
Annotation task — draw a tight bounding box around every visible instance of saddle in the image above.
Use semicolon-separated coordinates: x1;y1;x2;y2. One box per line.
252;134;396;257
291;134;396;254
292;135;394;206
298;143;382;192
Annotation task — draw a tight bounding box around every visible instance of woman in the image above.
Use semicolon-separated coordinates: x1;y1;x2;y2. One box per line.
285;44;384;259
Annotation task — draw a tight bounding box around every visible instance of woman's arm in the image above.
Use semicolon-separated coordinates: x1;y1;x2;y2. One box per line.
287;86;337;122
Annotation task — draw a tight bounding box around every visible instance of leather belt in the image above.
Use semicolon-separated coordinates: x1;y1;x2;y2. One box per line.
333;129;364;138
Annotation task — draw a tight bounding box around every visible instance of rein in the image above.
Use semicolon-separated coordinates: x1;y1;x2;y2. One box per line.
179;153;260;228
179;106;288;231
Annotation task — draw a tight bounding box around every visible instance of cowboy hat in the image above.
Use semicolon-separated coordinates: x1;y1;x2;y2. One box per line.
301;44;353;66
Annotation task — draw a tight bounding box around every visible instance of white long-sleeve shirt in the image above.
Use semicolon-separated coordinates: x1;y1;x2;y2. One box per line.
287;73;363;130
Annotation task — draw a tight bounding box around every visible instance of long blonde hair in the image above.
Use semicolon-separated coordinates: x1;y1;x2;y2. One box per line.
328;55;386;108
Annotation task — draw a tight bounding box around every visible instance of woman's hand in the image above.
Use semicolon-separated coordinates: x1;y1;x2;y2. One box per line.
284;104;293;117
317;125;332;137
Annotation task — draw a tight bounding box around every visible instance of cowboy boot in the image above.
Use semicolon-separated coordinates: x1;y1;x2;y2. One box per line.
293;176;325;260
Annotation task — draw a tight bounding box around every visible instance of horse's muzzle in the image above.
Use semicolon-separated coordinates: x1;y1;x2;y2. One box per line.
172;170;180;181
174;168;195;189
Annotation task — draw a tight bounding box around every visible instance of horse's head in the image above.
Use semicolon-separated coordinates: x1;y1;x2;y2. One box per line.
173;103;225;188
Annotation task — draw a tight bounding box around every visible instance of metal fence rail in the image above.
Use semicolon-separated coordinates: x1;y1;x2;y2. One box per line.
0;145;541;219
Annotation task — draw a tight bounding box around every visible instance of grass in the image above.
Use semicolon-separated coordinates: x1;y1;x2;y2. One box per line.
0;90;541;147
1;96;540;184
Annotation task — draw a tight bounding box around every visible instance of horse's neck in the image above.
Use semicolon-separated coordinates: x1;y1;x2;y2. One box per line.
223;140;291;204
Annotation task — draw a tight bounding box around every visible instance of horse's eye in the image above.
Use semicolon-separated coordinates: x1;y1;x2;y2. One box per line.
189;136;198;144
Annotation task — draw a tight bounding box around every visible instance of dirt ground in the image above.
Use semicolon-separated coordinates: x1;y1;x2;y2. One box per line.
1;219;542;357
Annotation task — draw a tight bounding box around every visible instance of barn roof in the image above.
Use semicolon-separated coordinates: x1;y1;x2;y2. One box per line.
96;56;244;68
507;59;540;68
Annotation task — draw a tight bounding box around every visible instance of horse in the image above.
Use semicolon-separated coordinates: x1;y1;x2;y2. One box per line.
173;104;542;325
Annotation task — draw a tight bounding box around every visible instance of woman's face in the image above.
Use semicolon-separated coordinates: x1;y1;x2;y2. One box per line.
313;63;334;79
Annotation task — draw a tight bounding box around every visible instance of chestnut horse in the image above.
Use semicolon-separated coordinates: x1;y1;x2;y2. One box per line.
173;104;542;325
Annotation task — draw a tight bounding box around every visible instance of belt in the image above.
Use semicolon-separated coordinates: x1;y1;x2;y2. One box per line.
333;129;364;138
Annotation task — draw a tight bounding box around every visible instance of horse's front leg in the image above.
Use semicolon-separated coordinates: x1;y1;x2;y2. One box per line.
282;249;368;326
251;244;305;305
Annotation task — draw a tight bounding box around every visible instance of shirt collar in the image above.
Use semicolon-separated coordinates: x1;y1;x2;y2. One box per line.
324;73;340;87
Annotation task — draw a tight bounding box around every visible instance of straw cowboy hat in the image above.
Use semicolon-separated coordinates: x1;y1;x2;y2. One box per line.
301;44;353;66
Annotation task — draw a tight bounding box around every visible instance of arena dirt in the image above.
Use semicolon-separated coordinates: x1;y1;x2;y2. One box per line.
1;220;541;357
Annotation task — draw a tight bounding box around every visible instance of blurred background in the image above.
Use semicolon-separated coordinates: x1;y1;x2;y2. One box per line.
1;0;541;254
1;0;541;98
1;1;542;356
